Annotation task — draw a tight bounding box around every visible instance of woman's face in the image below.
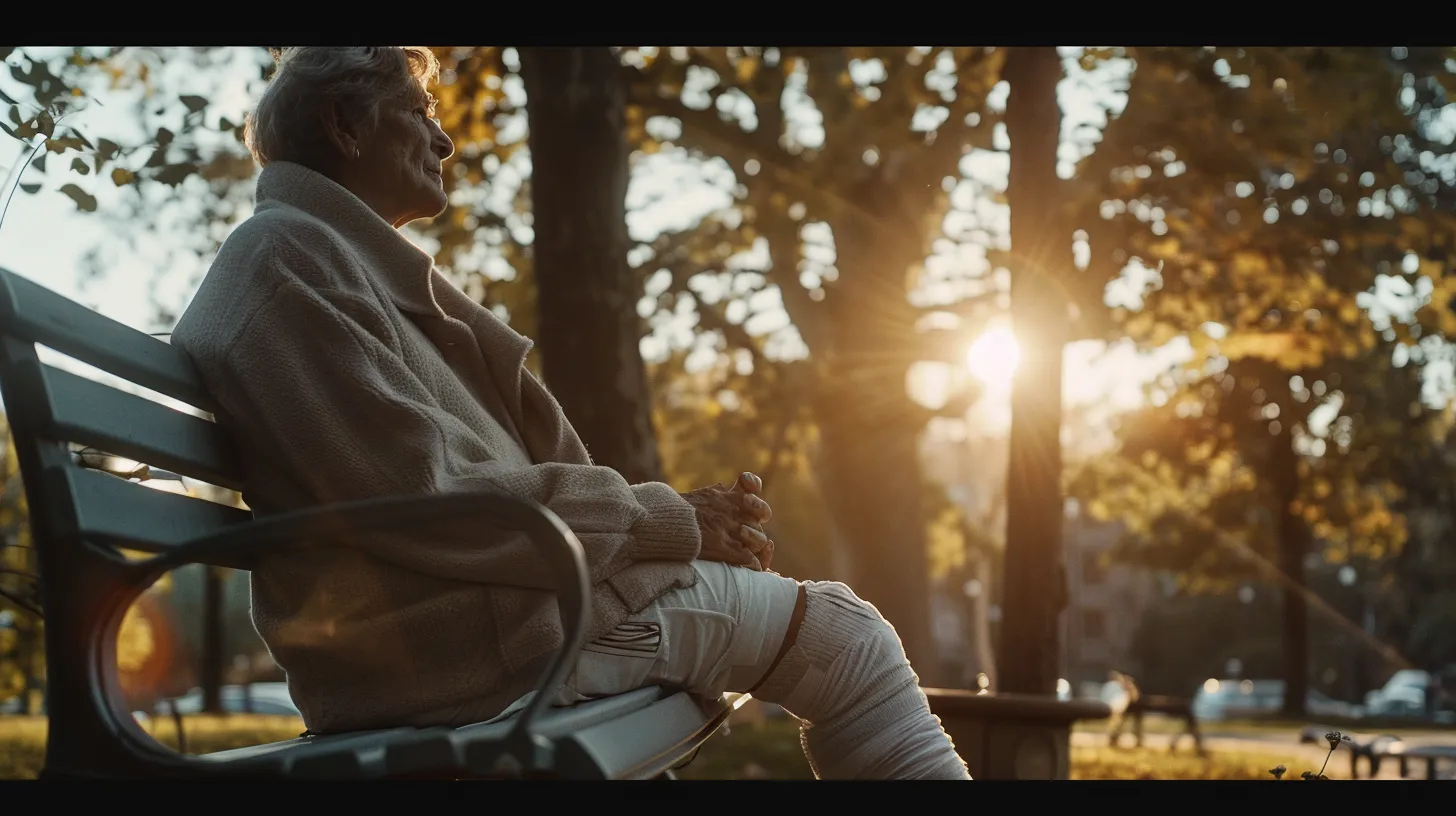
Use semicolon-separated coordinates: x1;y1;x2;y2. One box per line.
345;89;455;227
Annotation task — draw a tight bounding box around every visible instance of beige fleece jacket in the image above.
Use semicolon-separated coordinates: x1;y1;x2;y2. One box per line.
172;161;701;734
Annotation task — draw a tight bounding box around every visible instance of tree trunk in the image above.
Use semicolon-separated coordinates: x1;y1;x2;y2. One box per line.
200;565;224;714
807;216;938;681
1272;417;1310;717
18;620;42;715
521;47;665;484
997;47;1069;696
812;374;936;680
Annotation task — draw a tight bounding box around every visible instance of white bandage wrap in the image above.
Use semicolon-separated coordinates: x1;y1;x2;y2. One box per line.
752;581;971;780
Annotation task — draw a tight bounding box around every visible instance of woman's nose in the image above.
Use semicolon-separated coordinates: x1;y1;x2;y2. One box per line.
431;121;455;161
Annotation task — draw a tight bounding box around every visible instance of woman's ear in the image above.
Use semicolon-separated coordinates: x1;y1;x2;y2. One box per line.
319;99;359;163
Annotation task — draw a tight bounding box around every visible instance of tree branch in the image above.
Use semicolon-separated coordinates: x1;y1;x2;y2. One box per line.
623;61;920;241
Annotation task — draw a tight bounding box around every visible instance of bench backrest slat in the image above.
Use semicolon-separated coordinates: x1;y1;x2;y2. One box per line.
58;466;252;560
0;268;250;553
39;363;245;492
0;268;219;414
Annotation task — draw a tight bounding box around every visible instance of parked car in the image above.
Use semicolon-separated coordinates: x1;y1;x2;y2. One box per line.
154;682;299;717
1192;679;1360;720
1363;669;1431;717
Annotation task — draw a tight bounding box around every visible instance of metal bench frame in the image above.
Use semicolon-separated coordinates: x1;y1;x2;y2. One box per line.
0;267;732;779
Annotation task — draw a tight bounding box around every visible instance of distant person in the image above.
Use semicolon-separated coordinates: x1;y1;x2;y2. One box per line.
171;46;969;780
1106;671;1204;755
1102;671;1137;745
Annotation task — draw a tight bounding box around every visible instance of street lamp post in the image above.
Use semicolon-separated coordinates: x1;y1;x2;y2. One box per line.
1337;565;1363;704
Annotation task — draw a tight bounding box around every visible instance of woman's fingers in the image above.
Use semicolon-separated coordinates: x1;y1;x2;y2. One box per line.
742;493;773;524
734;471;764;495
740;524;770;553
703;530;763;571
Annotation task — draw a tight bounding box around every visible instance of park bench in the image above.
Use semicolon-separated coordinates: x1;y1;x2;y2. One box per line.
0;266;735;780
1345;733;1456;780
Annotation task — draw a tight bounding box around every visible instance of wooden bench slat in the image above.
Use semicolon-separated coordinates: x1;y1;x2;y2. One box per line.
40;364;244;492
560;691;729;779
195;687;719;780
59;466;251;565
0;267;217;413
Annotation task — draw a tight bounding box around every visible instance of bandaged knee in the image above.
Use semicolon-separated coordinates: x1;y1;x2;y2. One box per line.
752;581;970;780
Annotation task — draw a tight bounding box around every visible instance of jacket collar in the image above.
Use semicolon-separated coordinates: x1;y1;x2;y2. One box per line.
254;161;445;319
252;161;537;433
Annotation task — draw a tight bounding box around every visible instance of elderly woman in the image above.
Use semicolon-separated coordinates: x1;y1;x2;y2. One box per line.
172;46;968;780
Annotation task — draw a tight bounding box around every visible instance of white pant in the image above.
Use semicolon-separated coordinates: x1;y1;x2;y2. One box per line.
488;561;972;779
493;560;801;719
561;560;802;703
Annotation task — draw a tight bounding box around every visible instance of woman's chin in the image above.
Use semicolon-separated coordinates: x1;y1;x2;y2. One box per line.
415;190;449;221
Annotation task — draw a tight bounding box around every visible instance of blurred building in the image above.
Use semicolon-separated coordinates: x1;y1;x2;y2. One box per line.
1058;511;1159;691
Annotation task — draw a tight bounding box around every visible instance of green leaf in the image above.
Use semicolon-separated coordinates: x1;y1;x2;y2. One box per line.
110;168;136;186
57;183;97;212
31;153;45;173
70;157;90;176
18;182;39;194
179;95;208;114
44;135;85;154
151;163;196;187
66;128;94;150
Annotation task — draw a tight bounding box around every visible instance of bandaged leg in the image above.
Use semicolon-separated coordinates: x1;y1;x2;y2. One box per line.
750;581;971;780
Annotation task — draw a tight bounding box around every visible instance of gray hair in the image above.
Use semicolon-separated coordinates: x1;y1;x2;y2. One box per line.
245;46;440;169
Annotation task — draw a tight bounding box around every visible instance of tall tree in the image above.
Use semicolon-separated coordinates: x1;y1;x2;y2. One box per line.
998;46;1069;696
619;47;1006;676
1068;46;1456;714
520;47;665;483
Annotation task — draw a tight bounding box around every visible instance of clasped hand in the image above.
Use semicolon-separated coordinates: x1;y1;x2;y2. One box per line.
681;471;775;571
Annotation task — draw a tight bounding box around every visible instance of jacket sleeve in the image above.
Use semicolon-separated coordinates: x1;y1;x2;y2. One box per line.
210;257;701;589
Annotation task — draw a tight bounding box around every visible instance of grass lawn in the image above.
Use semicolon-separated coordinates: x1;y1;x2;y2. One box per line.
1069;744;1345;780
1074;711;1456;738
0;714;306;780
1;713;1340;780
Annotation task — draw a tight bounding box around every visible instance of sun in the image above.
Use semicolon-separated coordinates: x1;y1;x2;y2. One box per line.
965;325;1021;390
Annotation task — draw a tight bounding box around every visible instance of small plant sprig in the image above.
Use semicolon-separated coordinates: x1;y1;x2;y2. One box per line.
1268;730;1352;781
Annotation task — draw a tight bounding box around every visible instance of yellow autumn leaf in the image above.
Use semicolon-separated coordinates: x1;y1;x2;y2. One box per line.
115;605;155;674
735;57;759;85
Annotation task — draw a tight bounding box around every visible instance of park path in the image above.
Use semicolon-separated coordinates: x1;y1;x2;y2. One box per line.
1071;730;1453;780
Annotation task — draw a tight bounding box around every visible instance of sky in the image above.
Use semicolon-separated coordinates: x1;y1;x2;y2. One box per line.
0;46;1293;445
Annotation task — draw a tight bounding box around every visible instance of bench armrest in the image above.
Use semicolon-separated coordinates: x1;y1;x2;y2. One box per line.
137;491;591;772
